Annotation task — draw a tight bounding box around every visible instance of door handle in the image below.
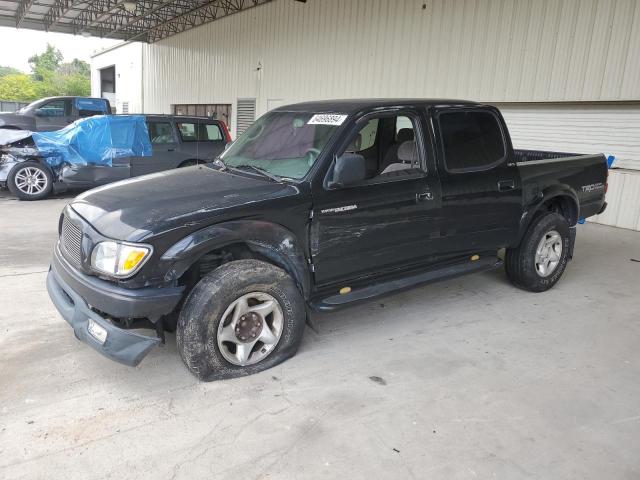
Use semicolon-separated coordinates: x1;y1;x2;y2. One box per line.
416;191;434;202
166;148;175;152
498;179;516;191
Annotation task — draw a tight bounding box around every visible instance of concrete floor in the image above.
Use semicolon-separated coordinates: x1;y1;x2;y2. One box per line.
0;189;639;480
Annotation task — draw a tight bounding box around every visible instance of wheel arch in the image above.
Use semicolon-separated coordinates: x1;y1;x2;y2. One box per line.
177;158;203;168
518;186;579;241
159;220;311;297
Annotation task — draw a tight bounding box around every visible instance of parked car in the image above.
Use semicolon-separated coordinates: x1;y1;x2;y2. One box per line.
0;114;231;200
46;99;608;380
0;96;111;131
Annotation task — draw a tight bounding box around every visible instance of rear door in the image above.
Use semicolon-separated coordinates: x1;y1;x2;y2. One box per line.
176;120;227;161
311;108;442;286
433;107;522;256
130;119;180;176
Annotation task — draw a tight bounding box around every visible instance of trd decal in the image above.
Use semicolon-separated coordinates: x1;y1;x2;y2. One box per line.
581;183;604;193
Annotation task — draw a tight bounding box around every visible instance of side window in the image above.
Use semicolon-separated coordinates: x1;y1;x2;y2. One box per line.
177;122;197;142
333;113;423;186
439;110;505;172
148;122;175;144
37;99;67;117
203;124;223;141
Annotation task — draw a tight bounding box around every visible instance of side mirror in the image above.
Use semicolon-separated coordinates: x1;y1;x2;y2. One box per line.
34;109;45;117
329;153;366;188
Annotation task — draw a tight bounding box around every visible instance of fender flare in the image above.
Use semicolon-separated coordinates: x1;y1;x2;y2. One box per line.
158;220;311;297
518;185;579;241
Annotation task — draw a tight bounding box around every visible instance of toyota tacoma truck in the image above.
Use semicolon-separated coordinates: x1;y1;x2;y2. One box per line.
46;99;608;380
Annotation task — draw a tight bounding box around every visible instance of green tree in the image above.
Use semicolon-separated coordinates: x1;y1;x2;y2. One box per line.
0;74;40;101
59;58;90;77
0;44;90;101
28;44;63;81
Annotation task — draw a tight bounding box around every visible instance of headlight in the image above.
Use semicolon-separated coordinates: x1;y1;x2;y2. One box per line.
91;241;152;278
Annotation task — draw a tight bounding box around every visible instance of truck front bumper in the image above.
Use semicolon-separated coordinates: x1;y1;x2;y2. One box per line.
47;245;184;366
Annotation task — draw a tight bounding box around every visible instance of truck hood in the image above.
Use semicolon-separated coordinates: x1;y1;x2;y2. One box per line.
70;166;300;241
0;113;35;131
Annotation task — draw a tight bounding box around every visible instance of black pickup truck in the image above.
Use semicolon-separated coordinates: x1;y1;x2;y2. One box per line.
0;96;111;131
46;99;608;380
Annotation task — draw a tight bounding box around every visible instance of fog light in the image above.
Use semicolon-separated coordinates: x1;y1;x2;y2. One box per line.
87;318;107;344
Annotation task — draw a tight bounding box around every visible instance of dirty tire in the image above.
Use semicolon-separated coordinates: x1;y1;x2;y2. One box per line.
505;212;570;292
178;160;198;168
176;260;306;381
7;161;53;200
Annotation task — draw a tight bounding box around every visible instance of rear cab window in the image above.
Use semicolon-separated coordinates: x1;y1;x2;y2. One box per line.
437;109;506;172
75;98;109;118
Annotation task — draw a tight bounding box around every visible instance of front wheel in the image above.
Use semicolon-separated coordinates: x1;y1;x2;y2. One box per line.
7;161;53;200
505;212;571;292
176;260;306;381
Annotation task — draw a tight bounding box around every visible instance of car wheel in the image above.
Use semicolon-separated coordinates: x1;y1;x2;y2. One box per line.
505;212;570;292
178;160;198;168
176;259;306;381
7;161;53;200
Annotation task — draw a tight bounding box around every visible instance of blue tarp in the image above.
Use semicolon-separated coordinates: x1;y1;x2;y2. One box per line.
31;115;152;167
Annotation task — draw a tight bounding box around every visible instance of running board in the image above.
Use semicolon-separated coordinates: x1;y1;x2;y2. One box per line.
311;257;503;311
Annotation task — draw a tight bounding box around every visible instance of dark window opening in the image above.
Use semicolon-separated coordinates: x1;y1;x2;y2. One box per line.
439;110;505;172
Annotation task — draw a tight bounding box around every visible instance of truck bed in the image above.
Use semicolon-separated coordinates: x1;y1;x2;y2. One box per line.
515;149;608;221
514;149;580;162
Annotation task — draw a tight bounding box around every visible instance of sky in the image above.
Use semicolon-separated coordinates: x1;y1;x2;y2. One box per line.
0;27;121;72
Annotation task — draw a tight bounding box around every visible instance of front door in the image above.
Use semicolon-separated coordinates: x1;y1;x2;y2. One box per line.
175;121;227;162
311;110;442;286
433;107;522;256
34;98;73;131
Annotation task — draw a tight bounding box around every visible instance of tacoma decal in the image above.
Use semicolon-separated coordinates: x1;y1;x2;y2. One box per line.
321;204;358;214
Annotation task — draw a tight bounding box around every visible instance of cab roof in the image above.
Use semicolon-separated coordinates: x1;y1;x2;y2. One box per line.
275;98;483;114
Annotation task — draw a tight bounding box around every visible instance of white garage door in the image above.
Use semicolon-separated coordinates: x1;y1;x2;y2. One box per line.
497;103;640;171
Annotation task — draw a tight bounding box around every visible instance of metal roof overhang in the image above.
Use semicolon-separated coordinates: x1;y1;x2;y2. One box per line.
0;0;271;42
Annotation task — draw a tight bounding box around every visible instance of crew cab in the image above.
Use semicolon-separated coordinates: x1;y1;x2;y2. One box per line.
0;96;111;131
46;99;608;380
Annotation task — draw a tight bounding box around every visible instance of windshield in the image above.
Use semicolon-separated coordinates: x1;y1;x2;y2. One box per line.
220;111;346;179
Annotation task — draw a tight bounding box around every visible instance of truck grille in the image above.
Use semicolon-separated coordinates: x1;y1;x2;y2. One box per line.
61;215;83;265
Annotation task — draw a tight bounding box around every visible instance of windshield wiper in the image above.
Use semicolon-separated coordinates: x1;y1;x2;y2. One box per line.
231;164;281;182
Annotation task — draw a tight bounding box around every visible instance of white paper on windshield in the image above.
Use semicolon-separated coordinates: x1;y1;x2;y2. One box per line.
307;114;348;126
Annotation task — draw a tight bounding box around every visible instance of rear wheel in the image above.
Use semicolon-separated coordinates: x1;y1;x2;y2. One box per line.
7;162;53;200
505;212;570;292
176;260;306;381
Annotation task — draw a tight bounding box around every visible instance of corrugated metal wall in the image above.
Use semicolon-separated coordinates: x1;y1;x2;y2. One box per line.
142;0;640;130
499;104;640;170
590;170;640;231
